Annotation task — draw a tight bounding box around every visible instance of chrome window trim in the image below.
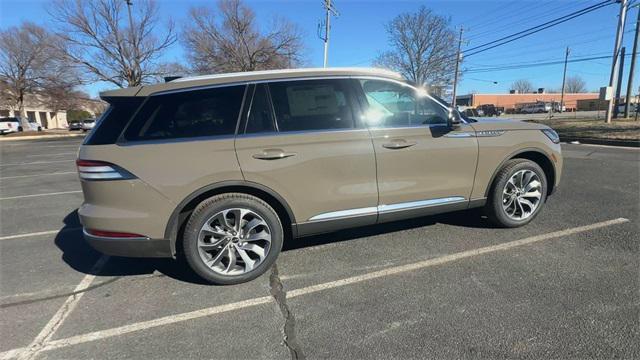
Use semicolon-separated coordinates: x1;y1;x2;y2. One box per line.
236;127;370;139
307;196;467;222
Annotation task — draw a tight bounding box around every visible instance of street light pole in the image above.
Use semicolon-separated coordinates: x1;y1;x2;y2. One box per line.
606;0;629;123
560;47;570;113
451;27;464;108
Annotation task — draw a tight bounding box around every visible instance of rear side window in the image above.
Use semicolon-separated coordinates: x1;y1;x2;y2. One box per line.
269;79;355;132
84;97;144;145
124;85;245;142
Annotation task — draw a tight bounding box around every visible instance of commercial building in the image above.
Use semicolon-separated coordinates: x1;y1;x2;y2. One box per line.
456;92;600;112
0;94;105;129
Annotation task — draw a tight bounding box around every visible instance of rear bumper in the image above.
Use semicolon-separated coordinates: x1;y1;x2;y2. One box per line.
83;229;172;257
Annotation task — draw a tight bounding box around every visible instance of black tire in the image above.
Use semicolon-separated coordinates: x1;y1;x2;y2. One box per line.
183;193;283;285
485;159;547;228
18;126;23;132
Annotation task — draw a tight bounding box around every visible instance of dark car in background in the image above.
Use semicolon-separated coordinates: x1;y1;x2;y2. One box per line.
69;120;83;131
477;104;503;117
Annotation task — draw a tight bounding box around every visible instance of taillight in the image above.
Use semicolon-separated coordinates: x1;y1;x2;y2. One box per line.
76;159;135;180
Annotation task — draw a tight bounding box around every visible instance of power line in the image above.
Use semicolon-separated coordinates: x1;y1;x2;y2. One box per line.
466;1;586;41
464;53;632;74
463;0;614;57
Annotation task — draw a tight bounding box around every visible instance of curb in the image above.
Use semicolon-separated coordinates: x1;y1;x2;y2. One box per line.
560;136;639;148
0;133;86;142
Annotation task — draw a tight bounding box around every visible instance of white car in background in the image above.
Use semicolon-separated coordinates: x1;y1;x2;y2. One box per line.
0;117;42;134
81;119;96;132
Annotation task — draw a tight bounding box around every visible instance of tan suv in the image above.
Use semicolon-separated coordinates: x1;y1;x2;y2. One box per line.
77;68;562;284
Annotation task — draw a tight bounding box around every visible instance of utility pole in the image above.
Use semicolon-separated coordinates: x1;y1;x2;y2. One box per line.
560;47;570;113
606;0;629;123
319;0;339;68
624;6;639;118
451;27;464;108
614;46;626;118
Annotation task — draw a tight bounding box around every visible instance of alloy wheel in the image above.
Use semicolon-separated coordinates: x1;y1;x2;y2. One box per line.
197;208;271;275
501;169;542;221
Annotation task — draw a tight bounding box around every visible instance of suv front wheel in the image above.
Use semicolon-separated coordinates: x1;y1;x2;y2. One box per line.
485;159;547;227
183;193;283;285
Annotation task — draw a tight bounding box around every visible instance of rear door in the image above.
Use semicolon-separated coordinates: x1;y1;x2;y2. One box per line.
234;79;378;235
355;78;478;222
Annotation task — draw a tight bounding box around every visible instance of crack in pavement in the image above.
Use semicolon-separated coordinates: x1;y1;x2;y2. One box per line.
269;264;306;360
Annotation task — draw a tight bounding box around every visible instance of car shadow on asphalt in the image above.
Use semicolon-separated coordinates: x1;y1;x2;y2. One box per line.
56;208;496;285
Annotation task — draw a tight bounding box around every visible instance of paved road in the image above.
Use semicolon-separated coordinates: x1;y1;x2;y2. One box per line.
1;137;638;359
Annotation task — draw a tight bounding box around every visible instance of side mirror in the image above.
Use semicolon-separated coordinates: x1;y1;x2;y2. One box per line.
447;109;462;129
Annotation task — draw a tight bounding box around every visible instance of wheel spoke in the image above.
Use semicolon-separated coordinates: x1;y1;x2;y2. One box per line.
245;229;271;242
224;245;237;273
525;180;541;192
200;222;229;238
519;197;535;211
242;218;264;234
522;190;541;199
235;246;256;272
206;244;229;267
241;243;266;261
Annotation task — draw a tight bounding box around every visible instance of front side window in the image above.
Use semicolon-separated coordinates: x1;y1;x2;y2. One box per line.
269;79;355;132
124;85;245;141
359;79;449;127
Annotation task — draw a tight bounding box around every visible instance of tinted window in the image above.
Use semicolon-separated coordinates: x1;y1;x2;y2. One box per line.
269;79;354;132
360;80;449;127
84;97;144;145
245;84;276;134
124;85;245;141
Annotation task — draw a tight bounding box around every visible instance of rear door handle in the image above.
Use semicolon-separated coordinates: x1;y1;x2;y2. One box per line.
382;139;417;149
252;149;297;160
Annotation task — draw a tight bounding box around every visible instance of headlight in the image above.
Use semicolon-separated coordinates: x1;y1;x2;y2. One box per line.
541;129;560;144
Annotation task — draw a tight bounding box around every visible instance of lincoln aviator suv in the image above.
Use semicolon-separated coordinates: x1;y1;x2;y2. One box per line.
78;68;562;284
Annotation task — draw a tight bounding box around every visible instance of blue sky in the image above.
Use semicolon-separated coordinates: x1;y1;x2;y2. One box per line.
1;0;637;97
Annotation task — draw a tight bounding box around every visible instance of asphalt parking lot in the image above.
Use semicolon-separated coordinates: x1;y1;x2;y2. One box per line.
0;137;638;359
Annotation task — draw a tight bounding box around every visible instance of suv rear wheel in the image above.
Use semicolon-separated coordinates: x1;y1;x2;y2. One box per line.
183;193;283;285
485;159;547;227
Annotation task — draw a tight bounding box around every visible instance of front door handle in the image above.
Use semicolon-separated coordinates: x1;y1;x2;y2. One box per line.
382;139;417;149
252;149;297;160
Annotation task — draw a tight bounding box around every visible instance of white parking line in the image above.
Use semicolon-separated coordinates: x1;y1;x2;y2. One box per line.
0;217;628;359
26;152;77;157
15;255;109;360
0;160;75;167
0;191;82;201
0;228;81;241
0;171;77;180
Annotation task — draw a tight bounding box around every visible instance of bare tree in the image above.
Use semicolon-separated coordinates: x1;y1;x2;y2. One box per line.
182;0;304;74
49;0;177;88
511;79;534;93
565;75;587;93
0;22;79;127
374;6;456;88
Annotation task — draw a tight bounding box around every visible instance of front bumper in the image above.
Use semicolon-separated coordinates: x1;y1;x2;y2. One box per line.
83;229;172;257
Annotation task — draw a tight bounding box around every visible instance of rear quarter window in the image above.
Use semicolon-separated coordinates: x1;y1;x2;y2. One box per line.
84;97;144;145
123;85;246;142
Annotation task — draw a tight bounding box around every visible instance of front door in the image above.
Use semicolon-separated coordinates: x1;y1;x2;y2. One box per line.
235;80;378;235
356;78;478;222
